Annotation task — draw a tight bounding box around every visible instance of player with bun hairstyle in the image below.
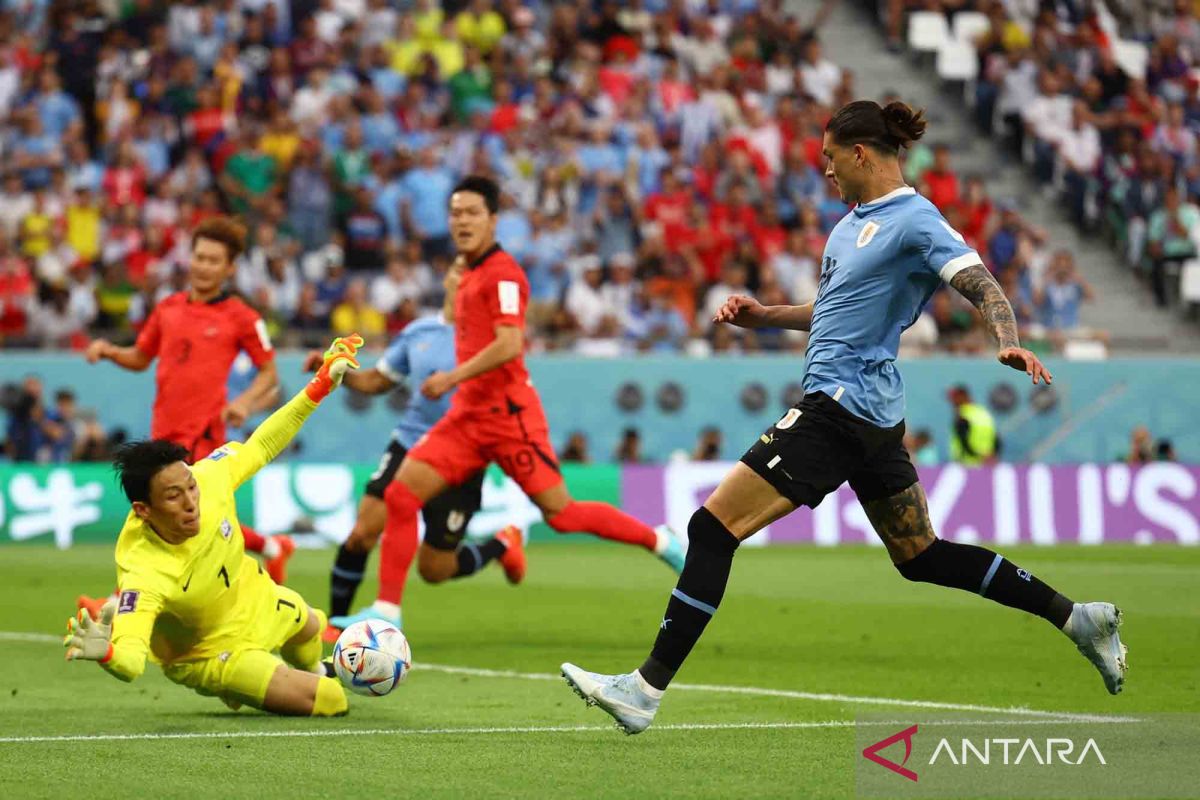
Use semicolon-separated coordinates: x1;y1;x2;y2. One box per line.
562;99;1128;734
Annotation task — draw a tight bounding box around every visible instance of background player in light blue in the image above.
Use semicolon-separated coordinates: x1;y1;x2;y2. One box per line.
563;100;1127;735
309;266;522;639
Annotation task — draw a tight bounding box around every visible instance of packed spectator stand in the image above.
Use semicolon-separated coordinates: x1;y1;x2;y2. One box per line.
892;0;1200;322
0;0;1124;358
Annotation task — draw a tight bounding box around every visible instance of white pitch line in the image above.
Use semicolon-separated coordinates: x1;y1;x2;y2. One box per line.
0;632;61;643
0;717;1140;746
2;631;1136;724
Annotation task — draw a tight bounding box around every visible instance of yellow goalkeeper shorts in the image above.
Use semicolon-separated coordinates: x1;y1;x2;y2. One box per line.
162;569;313;704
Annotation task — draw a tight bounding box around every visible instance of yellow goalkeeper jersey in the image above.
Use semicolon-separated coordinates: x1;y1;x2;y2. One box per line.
102;392;318;682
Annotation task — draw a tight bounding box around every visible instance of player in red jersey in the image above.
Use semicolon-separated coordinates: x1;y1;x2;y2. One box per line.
375;176;685;601
77;217;293;616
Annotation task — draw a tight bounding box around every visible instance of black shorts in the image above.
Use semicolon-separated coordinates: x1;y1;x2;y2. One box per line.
740;392;918;509
365;439;485;551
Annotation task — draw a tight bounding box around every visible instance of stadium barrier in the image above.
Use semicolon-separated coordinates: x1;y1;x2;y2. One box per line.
2;462;1195;548
1;354;1199;463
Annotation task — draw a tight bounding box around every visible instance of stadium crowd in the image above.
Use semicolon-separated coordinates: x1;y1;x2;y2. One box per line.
881;0;1200;314
0;0;1099;357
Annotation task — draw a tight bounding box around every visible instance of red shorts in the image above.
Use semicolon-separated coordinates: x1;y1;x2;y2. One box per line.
154;416;226;463
408;393;563;497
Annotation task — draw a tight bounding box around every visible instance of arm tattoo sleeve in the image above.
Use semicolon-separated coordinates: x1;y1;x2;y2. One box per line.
948;264;1020;349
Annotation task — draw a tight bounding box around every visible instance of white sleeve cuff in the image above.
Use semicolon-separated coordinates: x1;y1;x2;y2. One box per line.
375;358;402;384
939;252;983;282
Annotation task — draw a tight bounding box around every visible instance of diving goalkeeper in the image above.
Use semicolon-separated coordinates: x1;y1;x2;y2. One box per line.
63;335;364;717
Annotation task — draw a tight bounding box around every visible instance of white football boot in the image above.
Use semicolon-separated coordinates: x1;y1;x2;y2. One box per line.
561;663;661;734
1064;602;1128;695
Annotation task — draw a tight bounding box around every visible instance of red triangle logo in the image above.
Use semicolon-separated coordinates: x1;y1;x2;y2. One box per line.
862;724;919;782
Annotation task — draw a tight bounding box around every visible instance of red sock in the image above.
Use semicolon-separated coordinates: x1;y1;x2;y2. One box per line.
546;501;657;550
379;482;423;604
242;525;267;553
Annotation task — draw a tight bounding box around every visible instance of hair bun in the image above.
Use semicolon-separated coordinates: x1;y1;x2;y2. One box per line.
881;101;927;149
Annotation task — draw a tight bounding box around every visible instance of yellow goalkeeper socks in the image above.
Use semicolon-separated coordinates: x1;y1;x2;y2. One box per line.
312;676;348;717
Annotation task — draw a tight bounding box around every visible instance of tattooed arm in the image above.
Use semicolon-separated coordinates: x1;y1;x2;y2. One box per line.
948;264;1054;384
948;264;1019;348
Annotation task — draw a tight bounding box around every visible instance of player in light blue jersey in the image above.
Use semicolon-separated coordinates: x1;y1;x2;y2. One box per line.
563;100;1127;734
313;266;523;640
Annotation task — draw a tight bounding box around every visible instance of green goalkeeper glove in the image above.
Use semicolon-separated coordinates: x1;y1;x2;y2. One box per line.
63;599;116;662
304;334;363;402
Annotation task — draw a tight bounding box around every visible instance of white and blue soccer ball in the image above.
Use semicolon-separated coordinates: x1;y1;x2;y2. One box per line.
332;619;412;697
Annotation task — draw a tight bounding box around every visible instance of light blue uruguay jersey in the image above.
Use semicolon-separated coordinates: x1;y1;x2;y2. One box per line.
804;187;982;428
376;314;457;449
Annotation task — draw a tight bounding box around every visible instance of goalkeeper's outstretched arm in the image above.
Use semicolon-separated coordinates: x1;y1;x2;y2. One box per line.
224;334;363;488
65;594;157;683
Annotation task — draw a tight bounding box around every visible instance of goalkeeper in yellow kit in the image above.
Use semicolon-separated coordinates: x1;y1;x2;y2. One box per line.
63;335;365;717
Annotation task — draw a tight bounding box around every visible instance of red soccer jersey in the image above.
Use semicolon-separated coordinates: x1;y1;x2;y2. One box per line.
453;245;532;410
135;291;274;452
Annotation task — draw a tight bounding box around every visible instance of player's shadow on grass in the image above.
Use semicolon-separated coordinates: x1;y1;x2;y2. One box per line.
192;711;356;722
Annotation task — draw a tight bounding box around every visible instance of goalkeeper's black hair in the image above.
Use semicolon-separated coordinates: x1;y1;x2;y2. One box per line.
451;175;500;214
113;440;191;503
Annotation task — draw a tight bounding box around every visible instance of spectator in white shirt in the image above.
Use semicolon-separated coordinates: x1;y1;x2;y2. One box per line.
30;286;90;348
768;229;819;303
699;260;751;329
993;48;1039;149
733;98;782;175
565;257;619;336
263;252;303;319
36;229;78;287
798;37;841;106
371;254;425;315
1023;72;1074;182
362;0;398;47
314;0;346;43
681;20;729;77
290;69;333;132
236;221;280;297
765;49;796;97
0;49;20;119
600;252;638;329
0;173;34;241
1058;101;1102;228
1150;102;1197;167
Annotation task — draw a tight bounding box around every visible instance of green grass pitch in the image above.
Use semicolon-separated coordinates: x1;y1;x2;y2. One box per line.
0;543;1196;799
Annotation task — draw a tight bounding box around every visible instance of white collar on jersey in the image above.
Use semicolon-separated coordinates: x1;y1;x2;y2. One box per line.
859;186;916;207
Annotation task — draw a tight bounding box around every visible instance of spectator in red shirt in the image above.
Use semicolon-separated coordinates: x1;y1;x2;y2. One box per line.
598;50;636;107
643;169;690;229
290;16;332;80
710;183;757;246
0;235;32;339
797;202;828;259
489;79;522;134
752;200;788;262
184;85;232;152
656;58;695;119
691;141;722;201
924;143;961;211
959;176;994;247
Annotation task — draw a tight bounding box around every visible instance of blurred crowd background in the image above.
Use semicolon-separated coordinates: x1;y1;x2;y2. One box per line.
0;0;1117;358
4;0;1198;465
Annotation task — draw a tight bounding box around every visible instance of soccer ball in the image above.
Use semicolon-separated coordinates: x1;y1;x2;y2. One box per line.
332;619;412;697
